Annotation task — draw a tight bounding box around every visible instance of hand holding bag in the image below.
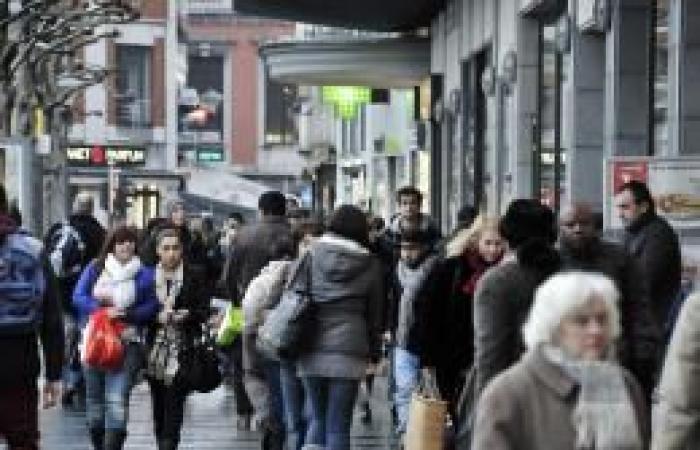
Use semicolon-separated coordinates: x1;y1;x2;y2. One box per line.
81;308;125;371
177;324;222;393
405;368;448;450
216;304;244;346
256;253;314;361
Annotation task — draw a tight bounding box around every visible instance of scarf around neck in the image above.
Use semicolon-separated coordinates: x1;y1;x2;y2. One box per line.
542;345;643;450
155;262;184;310
94;254;142;309
460;250;499;296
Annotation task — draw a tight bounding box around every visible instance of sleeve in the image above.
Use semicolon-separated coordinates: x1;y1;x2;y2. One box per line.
473;269;516;396
72;262;99;318
639;226;680;303
620;255;662;396
472;375;519;450
225;236;245;306
367;259;386;363
40;257;64;382
652;293;700;450
187;268;212;325
125;270;160;326
420;261;448;368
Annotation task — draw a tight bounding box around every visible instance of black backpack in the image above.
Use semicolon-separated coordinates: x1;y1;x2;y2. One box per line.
47;222;86;280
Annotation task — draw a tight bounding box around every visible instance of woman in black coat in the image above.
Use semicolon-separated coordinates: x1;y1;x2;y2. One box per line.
146;226;211;450
422;215;504;410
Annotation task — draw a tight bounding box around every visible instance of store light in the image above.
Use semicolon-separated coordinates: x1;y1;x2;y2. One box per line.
322;86;371;120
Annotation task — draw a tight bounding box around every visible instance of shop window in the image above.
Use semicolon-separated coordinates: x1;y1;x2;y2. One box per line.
115;46;151;128
264;78;298;146
535;21;569;212
650;0;670;155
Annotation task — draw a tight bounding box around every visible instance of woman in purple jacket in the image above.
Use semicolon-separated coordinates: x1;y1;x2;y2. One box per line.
73;225;159;450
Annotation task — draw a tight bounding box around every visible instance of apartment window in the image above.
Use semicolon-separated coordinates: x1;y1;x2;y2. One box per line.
650;0;670;155
265;78;298;146
115;46;151;127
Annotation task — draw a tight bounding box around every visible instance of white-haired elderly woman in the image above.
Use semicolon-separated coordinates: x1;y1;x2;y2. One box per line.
472;271;649;450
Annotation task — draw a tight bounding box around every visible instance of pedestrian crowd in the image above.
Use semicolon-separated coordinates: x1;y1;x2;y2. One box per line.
1;179;700;450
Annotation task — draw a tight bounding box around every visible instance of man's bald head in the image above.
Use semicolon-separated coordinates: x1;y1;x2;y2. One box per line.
559;202;598;251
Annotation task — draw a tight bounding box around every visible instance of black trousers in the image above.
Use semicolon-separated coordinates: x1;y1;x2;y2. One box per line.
148;379;188;445
0;383;39;450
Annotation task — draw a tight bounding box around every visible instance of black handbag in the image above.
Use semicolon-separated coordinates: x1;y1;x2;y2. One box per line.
256;253;314;361
176;324;222;393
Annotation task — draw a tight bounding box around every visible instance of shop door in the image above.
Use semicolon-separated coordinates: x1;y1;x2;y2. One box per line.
464;48;491;212
534;15;568;212
126;185;160;229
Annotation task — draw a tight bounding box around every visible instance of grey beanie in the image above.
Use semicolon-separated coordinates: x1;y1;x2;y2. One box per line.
72;192;94;215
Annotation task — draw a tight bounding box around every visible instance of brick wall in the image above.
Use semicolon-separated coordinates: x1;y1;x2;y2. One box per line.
152;38;165;127
140;0;167;20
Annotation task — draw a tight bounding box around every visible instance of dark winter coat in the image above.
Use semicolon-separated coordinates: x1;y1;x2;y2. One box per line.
295;234;385;380
473;243;560;396
422;251;497;406
559;238;662;399
45;214;106;313
1;223;64;386
146;263;211;346
623;211;681;329
224;215;292;305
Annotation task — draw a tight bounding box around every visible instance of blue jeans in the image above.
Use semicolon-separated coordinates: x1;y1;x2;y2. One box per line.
302;377;359;450
84;342;141;431
280;363;307;450
393;348;420;433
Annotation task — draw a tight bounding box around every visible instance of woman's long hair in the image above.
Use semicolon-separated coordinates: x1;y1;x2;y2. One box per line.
94;225;139;272
445;214;500;259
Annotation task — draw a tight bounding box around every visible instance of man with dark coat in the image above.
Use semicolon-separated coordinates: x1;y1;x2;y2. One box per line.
224;191;292;449
45;192;105;407
0;183;64;449
558;202;661;400
614;180;682;336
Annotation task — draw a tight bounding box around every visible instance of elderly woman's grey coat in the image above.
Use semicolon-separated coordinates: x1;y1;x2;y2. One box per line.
652;292;700;449
295;234;384;380
473;348;649;450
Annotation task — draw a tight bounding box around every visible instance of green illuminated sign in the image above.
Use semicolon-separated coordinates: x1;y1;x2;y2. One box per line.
322;86;371;120
196;146;224;162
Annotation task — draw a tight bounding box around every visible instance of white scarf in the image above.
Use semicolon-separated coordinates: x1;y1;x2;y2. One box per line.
543;346;643;450
93;254;142;309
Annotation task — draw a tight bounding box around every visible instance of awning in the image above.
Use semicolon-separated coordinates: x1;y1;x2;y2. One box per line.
260;37;430;88
185;168;271;211
234;0;445;32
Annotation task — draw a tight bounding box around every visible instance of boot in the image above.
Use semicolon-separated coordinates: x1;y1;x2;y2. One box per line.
104;429;127;450
158;438;179;450
88;427;104;450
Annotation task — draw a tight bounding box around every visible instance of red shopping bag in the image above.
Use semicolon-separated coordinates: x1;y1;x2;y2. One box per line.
82;308;125;371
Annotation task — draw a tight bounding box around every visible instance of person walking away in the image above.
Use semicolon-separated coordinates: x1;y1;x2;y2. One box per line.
0;183;64;450
224;191;292;430
558;202;661;403
242;238;296;450
614;180;681;340
422;215;504;414
652;291;700;449
390;228;440;440
280;219;325;450
295;205;384;450
473;199;560;396
145;226;211;450
45;192;106;408
73;225;159;450
473;272;648;449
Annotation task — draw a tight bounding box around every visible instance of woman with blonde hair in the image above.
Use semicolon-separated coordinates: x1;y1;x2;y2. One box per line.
422;214;504;411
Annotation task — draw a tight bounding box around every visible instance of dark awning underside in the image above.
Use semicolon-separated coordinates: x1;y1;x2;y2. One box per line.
234;0;446;31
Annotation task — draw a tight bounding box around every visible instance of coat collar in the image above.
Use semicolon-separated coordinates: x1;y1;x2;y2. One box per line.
524;346;578;399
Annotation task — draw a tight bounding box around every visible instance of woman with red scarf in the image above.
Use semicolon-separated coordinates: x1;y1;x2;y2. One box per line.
423;216;504;410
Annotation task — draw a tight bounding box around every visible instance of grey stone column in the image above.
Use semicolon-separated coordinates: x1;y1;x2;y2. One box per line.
605;0;650;157
566;24;606;208
669;0;700;155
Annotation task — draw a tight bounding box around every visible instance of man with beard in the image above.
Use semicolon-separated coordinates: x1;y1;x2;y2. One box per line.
558;202;661;401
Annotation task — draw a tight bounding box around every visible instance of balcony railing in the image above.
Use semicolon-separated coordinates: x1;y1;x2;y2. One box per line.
185;0;234;15
296;24;403;41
